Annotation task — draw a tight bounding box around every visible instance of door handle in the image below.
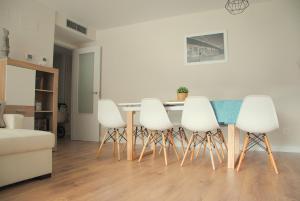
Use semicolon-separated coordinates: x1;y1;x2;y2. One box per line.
92;91;98;95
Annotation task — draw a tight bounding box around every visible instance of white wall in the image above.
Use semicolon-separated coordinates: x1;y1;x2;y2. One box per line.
97;0;300;152
0;0;55;66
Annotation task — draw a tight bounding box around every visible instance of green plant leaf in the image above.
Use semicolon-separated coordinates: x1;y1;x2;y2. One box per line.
177;86;189;93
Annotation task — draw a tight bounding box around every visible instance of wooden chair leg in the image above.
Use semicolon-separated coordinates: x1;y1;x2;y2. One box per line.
218;140;225;159
122;142;127;153
202;141;207;158
190;142;196;161
122;130;127;153
138;133;152;162
207;134;216;170
214;132;225;159
141;128;145;146
96;131;109;158
264;134;279;174
162;132;168;166
211;138;223;164
159;132;167;155
195;143;202;159
167;139;171;152
220;132;228;152
182;128;188;144
120;130;127;153
152;132;157;158
112;130;118;156
152;144;156;158
116;130;121;161
168;132;180;161
159;144;163;155
133;127;137;151
181;134;194;166
236;134;250;172
179;130;186;155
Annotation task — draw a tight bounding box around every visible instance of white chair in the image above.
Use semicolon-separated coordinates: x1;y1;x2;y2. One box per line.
212;128;228;160
171;124;189;155
96;99;127;160
134;125;149;151
166;111;189;155
180;96;223;170
236;95;279;174
138;98;180;166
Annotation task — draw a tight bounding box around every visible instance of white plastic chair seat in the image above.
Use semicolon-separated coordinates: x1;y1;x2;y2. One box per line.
172;122;182;127
98;99;126;129
145;121;173;131
140;98;173;131
181;96;220;132
107;123;126;129
236;95;279;134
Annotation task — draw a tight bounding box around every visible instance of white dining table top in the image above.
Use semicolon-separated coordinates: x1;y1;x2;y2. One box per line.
118;101;184;111
118;101;184;107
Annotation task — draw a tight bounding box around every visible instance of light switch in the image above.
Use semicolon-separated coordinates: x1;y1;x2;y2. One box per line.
25;53;33;60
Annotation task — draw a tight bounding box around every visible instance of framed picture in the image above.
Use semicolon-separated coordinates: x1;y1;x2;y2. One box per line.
185;31;227;65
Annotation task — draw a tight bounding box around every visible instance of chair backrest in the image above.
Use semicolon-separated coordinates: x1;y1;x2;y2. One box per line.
181;96;219;132
98;99;125;128
236;95;279;133
140;98;172;130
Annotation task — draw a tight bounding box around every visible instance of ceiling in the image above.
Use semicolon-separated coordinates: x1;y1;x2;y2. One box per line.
37;0;267;30
36;0;241;30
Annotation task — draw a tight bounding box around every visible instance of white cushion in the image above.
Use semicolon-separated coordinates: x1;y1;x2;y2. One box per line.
0;129;54;156
3;114;24;129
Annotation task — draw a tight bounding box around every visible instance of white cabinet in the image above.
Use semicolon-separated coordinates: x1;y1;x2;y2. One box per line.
5;65;36;129
5;65;36;106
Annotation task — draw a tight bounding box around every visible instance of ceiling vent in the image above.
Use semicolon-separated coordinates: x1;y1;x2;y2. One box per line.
66;19;87;35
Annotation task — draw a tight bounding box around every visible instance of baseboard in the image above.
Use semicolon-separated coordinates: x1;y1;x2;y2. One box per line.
269;146;300;153
240;145;300;153
35;173;52;180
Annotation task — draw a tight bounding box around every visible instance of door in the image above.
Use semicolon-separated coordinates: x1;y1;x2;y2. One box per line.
71;46;100;141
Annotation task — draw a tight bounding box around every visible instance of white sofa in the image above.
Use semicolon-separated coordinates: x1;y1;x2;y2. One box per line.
0;114;55;187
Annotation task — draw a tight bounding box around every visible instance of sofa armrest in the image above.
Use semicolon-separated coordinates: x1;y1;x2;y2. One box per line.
3;114;24;129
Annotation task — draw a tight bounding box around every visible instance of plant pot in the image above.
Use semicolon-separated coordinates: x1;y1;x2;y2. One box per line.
177;93;188;101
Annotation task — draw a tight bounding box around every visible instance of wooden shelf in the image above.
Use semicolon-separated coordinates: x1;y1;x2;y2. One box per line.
35;89;53;93
35;110;53;113
0;58;58;150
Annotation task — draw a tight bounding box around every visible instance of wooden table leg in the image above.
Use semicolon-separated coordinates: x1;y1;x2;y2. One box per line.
126;111;135;160
227;124;240;169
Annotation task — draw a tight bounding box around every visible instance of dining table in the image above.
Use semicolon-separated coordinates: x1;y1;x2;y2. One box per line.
118;100;243;169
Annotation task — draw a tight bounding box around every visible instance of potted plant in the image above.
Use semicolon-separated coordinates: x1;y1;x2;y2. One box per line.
177;86;189;101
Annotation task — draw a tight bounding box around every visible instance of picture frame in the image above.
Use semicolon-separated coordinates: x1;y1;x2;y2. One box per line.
184;31;228;65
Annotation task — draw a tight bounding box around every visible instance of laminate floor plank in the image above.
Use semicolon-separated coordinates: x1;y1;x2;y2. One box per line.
0;139;299;201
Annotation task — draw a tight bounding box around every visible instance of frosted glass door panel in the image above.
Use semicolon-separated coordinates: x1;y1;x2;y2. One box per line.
72;46;100;141
78;52;94;113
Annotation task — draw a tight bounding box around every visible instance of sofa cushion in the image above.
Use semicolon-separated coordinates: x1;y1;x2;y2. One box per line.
0;129;54;156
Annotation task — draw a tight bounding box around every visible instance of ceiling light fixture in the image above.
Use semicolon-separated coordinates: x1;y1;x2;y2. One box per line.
225;0;249;15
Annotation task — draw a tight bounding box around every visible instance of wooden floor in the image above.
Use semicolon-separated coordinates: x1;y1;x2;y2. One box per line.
1;139;300;201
